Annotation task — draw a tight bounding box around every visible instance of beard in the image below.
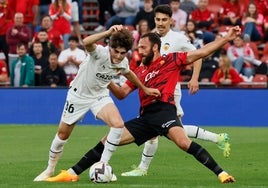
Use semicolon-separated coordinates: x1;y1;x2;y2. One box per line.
142;50;154;66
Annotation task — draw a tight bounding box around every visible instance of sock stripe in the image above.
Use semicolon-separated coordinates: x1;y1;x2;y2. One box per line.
49;149;62;154
107;139;119;146
142;153;154;158
195;127;199;138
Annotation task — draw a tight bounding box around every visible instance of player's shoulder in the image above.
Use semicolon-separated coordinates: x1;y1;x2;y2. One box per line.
168;30;187;38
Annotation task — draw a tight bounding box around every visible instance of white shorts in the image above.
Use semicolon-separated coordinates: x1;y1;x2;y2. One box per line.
61;89;114;124
174;82;184;117
71;1;79;22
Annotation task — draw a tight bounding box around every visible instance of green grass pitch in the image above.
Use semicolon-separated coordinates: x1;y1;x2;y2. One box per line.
0;125;267;188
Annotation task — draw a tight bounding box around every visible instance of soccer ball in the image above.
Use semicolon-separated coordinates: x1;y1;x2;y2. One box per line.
89;161;113;183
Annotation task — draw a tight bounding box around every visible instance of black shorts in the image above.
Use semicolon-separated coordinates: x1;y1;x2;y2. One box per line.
124;101;182;146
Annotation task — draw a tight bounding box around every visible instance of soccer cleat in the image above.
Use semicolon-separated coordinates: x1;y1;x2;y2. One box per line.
121;166;147;177
46;170;79;182
33;170;53;181
217;133;231;158
111;173;117;182
218;171;235;183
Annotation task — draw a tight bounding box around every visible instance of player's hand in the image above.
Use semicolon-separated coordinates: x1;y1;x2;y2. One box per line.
224;26;241;41
188;79;199;94
144;88;161;97
108;25;124;34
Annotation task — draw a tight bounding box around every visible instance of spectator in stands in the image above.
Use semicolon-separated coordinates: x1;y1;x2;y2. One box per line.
130;19;151;71
6;12;32;73
227;36;262;79
242;0;268;42
189;0;215;44
105;0;139;29
0;0;13;75
170;0;187;32
242;2;264;42
71;0;82;45
10;43;35;87
179;0;197;18
41;52;67;87
199;54;219;82
184;19;204;49
219;0;242;26
76;0;84;27
8;0;39;35
30;41;49;86
49;0;72;49
189;0;214;30
30;28;58;58
58;35;85;85
94;0;115;32
132;19;151;50
134;0;155;31
211;54;244;86
264;15;268;42
199;32;229;83
34;15;64;51
0;53;9;85
242;0;268;19
38;0;52;24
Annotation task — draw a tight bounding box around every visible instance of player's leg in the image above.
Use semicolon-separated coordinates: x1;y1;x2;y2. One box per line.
33;121;75;181
96;102;125;163
167;126;235;183
120;83;181;176
183;125;230;157
46;126;137;182
175;83;230;157
34;91;90;181
121;137;158;176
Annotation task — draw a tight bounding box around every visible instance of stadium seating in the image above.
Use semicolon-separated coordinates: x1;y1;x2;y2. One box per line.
261;43;268;64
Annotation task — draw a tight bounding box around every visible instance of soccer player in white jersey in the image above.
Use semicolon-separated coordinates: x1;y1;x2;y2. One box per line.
121;4;230;177
33;25;160;182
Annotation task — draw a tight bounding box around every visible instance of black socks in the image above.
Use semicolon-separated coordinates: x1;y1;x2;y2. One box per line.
187;141;223;176
72;141;104;175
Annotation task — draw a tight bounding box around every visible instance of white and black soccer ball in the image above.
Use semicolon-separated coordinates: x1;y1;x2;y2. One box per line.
89;161;113;183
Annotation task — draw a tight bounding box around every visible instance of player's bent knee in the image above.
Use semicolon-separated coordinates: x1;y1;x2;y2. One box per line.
109;119;124;128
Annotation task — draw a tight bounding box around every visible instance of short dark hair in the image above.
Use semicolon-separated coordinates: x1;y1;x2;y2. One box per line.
154;4;173;18
16;43;26;49
109;28;134;51
140;32;161;51
68;35;79;43
39;28;48;33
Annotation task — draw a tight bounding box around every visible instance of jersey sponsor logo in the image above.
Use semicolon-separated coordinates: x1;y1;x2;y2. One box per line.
161;120;176;128
144;70;159;82
96;73;116;81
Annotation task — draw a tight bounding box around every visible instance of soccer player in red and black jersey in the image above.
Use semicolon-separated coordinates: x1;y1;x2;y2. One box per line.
45;26;241;184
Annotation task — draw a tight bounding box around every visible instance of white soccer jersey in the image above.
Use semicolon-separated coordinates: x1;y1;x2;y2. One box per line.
160;30;196;55
159;30;196;117
70;45;130;98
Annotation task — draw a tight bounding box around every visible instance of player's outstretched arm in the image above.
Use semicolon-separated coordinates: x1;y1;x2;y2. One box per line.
108;81;133;100
188;58;202;94
83;25;125;52
187;26;241;64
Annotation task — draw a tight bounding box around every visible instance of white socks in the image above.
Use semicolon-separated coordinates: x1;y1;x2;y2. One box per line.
100;127;123;163
184;125;218;143
138;137;159;170
46;134;67;173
